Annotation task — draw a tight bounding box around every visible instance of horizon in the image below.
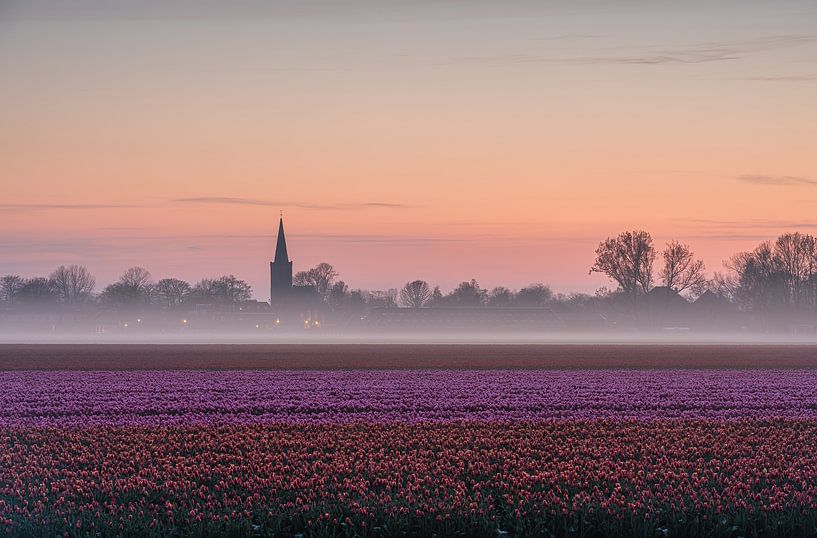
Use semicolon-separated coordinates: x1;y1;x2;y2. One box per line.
2;1;816;297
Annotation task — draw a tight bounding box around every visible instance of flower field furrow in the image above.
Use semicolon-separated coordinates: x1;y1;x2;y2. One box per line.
3;421;817;537
1;369;816;426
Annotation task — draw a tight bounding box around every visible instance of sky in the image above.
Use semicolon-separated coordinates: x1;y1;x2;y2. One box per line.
1;0;816;299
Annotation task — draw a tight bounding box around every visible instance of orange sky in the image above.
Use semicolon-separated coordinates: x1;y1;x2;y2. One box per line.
1;1;816;299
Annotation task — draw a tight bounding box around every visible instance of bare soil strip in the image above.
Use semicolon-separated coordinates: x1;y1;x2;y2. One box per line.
1;344;817;370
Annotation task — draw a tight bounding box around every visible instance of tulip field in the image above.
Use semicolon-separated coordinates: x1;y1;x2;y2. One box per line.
3;347;817;536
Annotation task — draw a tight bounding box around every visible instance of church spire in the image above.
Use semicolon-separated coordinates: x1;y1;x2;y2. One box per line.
274;215;289;263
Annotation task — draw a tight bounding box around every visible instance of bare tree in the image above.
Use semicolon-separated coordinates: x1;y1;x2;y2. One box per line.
294;262;338;300
100;266;153;306
16;277;58;304
366;289;398;308
724;233;817;317
328;281;350;309
293;271;310;286
710;271;739;303
443;279;487;307
515;283;553;307
99;283;144;306
399;280;431;308
49;265;96;304
427;286;444;307
0;275;24;304
190;275;252;305
590;230;655;306
154;278;191;307
487;286;514;307
775;232;817;308
214;275;252;303
727;241;787;314
659;241;707;298
120;266;152;290
310;262;338;299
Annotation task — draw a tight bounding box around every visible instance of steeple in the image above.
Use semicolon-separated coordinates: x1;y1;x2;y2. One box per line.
274;216;289;263
270;213;293;303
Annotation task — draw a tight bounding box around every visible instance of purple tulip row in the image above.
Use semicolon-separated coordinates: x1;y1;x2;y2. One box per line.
3;369;817;427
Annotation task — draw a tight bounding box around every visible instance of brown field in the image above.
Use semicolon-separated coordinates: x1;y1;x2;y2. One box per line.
1;343;817;370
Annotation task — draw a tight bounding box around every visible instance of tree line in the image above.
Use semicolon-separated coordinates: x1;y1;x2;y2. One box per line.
588;230;817;319
3;230;817;320
0;266;252;309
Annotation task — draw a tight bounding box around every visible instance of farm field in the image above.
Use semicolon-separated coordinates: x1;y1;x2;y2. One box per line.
3;343;817;370
2;345;817;537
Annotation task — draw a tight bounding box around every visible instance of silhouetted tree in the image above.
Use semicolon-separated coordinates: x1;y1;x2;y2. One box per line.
120;266;152;290
189;278;215;301
590;230;655;307
723;233;817;320
775;232;817;308
328;281;350;309
0;275;24;305
49;265;95;304
212;275;252;303
487;286;514;307
659;241;706;298
99;283;145;306
443;279;486;307
16;277;58;304
294;262;338;300
190;275;251;305
427;286;444;307
99;267;153;307
154;278;191;307
399;280;431;308
366;289;398;308
727;242;788;317
347;289;368;311
710;271;739;303
515;283;553;307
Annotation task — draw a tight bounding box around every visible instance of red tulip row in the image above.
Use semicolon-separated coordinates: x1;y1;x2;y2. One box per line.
3;420;817;536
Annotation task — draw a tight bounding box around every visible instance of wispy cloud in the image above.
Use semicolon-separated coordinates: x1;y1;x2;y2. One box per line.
0;233;470;258
444;35;814;67
672;218;817;241
0;203;139;212
736;174;817;187
679;218;817;230
748;74;817;82
442;50;738;66
171;197;416;210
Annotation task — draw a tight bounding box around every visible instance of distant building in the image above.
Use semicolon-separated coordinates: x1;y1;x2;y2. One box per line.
640;286;696;330
268;216;322;324
269;216;293;303
691;290;745;331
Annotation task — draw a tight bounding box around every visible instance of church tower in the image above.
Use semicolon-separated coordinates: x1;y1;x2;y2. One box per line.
270;216;293;304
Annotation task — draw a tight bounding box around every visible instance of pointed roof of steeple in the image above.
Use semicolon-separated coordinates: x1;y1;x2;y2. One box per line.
274;216;289;263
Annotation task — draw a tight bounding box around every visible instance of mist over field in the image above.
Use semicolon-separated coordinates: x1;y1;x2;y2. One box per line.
6;230;817;344
3;329;817;346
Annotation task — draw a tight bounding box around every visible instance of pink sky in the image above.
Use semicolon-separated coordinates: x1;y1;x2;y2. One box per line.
1;1;816;299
